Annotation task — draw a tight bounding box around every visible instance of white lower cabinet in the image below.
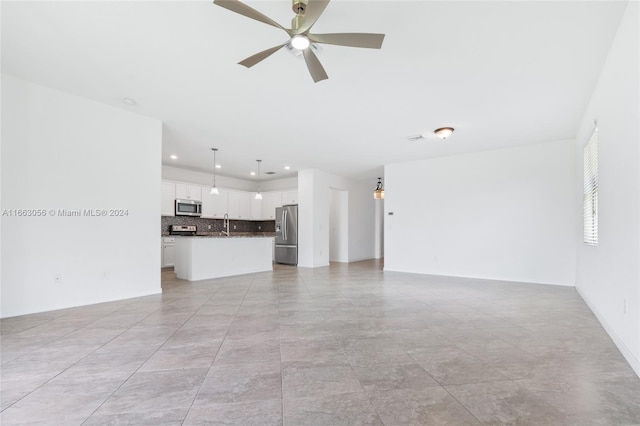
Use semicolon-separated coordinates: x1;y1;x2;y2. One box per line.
162;237;176;267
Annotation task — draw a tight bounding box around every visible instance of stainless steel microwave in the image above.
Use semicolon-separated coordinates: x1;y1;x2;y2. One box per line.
175;199;202;217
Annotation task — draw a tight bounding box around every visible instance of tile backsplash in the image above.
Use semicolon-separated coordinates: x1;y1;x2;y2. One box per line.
161;216;275;235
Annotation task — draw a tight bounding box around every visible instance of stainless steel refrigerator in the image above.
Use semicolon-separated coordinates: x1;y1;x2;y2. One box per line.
275;204;298;265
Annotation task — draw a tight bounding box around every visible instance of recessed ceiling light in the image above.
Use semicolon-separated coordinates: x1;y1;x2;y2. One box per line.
215;164;222;169
250;172;256;176
170;155;178;160
122;98;136;106
284;166;291;170
434;127;455;140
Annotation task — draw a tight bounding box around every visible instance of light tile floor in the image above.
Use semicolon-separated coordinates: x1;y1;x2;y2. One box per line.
2;260;640;425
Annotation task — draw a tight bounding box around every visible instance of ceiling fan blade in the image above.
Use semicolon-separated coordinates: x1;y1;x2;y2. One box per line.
309;33;385;49
302;48;328;83
213;0;286;32
296;0;330;34
238;43;287;68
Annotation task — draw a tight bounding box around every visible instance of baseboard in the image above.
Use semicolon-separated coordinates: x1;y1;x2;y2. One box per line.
576;287;640;378
382;267;574;287
0;288;162;319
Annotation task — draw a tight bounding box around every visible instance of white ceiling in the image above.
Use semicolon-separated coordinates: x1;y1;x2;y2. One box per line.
1;1;628;182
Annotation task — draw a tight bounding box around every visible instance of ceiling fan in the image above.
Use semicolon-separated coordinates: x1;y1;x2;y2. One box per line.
213;0;385;83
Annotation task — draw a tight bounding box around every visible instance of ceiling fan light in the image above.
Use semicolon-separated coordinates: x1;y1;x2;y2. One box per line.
291;35;310;50
434;127;455;140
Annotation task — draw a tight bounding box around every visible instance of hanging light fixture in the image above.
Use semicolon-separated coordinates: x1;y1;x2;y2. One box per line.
373;177;384;199
255;159;263;200
210;148;219;195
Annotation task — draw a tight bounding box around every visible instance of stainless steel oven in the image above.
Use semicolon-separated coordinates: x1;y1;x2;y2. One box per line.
175;199;202;217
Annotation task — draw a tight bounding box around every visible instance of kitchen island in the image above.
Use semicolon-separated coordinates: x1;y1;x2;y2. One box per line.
174;235;274;281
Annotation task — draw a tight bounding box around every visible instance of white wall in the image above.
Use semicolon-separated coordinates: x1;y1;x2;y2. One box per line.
298;169;316;267
163;165;296;192
329;189;349;263
262;177;297;192
1;75;162;318
574;1;639;376
385;139;576;286
374;199;384;259
298;169;375;267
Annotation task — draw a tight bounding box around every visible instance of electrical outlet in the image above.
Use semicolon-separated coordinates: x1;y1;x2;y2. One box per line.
258;225;261;230
208;225;211;230
54;274;62;283
233;225;237;230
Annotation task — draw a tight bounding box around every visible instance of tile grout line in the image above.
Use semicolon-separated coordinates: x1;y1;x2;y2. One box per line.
79;284;224;425
1;301;132;369
3;261;639;424
280;265;312;426
2;298;170;414
403;347;493;425
278;268;286;426
181;272;257;426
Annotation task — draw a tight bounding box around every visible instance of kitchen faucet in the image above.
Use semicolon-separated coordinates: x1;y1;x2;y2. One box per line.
222;213;230;237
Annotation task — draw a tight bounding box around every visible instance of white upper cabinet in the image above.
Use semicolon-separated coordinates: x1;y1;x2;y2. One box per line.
227;191;240;219
201;187;229;219
175;183;202;201
161;179;297;220
281;190;298;205
161;181;176;216
250;196;262;220
237;192;252;219
261;192;282;220
227;191;252;219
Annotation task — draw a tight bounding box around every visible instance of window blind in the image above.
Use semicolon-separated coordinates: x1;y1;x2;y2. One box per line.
583;128;598;245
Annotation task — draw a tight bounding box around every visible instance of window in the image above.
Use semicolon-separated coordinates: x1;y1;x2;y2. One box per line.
583;128;598;245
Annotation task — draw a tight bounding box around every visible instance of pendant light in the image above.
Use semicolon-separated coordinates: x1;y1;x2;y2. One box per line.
373;177;384;199
255;159;263;200
210;148;219;195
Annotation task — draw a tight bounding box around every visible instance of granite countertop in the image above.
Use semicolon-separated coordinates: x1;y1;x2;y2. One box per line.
163;232;275;238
